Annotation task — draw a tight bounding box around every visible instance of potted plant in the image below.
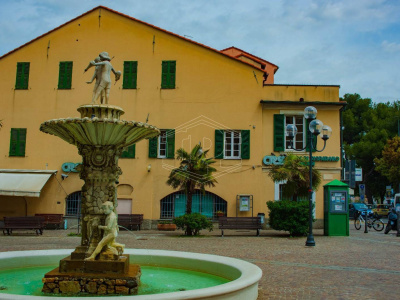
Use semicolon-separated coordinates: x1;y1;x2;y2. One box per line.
157;220;177;231
216;211;225;217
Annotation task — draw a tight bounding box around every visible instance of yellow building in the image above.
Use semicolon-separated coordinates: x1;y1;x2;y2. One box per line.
0;6;345;229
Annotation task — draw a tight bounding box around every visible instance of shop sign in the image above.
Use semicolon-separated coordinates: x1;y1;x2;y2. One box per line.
263;155;339;166
62;162;81;173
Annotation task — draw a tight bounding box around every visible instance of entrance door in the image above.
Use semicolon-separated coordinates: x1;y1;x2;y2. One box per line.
116;199;132;214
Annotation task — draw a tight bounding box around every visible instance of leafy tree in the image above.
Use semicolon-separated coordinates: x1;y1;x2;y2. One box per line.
267;154;321;201
375;136;400;191
341;93;373;145
166;144;217;235
341;93;400;199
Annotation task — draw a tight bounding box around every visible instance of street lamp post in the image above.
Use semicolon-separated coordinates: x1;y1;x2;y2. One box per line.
286;106;332;247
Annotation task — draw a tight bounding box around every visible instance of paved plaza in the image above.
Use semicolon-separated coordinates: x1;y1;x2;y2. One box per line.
1;223;400;299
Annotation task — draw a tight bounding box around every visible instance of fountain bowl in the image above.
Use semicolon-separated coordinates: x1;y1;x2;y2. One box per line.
0;249;262;300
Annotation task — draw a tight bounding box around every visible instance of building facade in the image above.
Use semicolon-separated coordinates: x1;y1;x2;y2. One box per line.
0;6;345;228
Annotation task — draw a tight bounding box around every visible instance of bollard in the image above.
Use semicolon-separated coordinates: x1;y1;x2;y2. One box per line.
396;209;400;237
364;212;368;233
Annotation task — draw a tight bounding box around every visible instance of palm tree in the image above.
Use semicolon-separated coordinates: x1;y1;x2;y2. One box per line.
268;154;321;201
166;144;217;234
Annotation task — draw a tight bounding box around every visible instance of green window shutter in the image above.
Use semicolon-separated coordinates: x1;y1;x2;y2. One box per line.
168;61;176;89
9;128;26;156
215;129;224;159
123;61;137;89
161;61;176;89
241;130;250;159
166;129;175;159
274;114;285;151
58;61;73;89
305;119;317;152
15;62;30;89
149;137;158;158
121;144;136;158
9;129;18;156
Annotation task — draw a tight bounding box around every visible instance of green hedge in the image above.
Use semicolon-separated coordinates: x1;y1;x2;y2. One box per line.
266;200;314;236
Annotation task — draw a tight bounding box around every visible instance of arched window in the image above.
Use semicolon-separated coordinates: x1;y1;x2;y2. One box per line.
65;191;82;216
160;190;227;219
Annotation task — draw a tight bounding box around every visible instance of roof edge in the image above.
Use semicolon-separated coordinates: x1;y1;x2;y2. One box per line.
0;6;268;73
260;100;347;106
221;46;279;69
264;84;340;87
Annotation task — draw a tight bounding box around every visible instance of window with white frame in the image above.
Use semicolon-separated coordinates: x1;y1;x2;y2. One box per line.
158;130;167;158
285;115;305;150
224;130;241;159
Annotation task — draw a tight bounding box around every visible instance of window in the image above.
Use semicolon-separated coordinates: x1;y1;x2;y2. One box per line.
160;190;227;219
120;144;136;158
225;130;241;159
214;129;250;159
58;61;73;89
66;191;81;216
15;62;30;89
285;115;305;150
149;129;175;158
158;131;167;158
161;61;176;89
123;61;138;89
9;128;27;157
274;114;315;151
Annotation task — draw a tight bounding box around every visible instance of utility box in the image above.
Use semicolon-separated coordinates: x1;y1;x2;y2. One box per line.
324;180;349;236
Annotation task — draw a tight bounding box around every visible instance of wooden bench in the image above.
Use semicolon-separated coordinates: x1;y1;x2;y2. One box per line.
118;214;144;231
35;214;64;229
218;217;262;237
3;216;45;235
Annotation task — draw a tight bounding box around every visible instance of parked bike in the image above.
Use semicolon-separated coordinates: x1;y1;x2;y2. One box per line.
384;208;398;234
354;211;384;231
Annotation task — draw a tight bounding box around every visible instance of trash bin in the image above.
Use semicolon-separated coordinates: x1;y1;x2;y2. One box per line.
257;213;265;224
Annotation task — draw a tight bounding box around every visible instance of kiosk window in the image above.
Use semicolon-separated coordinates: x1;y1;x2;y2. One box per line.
330;191;347;213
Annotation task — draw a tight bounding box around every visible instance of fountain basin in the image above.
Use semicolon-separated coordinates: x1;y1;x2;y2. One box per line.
0;249;262;299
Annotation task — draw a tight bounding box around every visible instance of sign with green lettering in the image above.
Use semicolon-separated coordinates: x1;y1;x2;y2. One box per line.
263;155;339;166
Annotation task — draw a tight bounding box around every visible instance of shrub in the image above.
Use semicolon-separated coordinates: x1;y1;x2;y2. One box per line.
173;213;213;236
266;200;314;236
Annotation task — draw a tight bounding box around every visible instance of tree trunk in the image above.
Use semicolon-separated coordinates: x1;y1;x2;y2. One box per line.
293;193;298;202
185;182;194;236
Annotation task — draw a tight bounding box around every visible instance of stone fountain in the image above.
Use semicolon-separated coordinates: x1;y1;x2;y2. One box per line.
39;52;160;295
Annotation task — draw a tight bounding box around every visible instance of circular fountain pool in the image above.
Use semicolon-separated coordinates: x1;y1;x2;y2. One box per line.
0;249;262;299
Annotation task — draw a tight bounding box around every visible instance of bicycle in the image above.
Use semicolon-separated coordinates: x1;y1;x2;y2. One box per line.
354;211;384;231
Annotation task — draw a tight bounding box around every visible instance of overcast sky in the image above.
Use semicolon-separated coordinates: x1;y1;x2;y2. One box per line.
1;0;399;103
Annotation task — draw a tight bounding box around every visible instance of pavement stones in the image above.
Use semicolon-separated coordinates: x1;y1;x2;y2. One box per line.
1;225;400;299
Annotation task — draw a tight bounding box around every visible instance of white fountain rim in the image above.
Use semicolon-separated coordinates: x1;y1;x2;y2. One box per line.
0;249;262;300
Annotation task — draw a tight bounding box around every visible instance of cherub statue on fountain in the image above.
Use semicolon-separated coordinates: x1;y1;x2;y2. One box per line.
85;201;125;261
84;52;121;104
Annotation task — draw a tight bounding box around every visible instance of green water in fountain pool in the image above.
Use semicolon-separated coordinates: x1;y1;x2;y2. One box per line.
0;265;230;296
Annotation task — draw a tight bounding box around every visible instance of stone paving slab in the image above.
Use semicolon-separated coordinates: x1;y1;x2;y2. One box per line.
1;225;400;299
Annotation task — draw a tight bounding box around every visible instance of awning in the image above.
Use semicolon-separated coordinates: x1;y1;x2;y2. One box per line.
0;169;57;197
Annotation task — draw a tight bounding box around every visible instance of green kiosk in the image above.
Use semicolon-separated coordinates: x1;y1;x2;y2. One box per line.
324;179;349;236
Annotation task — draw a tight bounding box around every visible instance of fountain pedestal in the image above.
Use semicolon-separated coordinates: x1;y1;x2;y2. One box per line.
40;104;160;295
42;256;140;295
